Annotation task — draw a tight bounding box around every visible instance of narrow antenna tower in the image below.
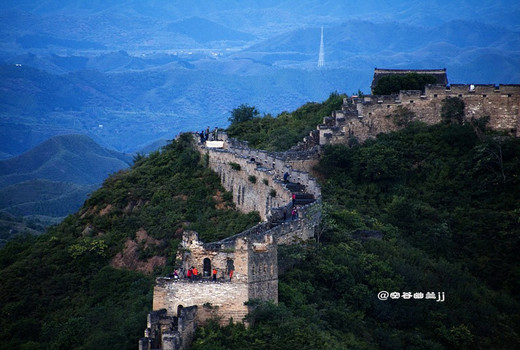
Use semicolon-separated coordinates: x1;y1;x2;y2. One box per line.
317;26;325;68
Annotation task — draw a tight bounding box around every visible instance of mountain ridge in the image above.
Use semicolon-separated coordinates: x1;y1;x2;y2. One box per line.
0;133;132;186
0;134;132;240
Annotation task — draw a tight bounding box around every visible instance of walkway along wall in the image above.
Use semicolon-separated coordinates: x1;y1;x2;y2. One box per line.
197;138;321;221
140;136;322;349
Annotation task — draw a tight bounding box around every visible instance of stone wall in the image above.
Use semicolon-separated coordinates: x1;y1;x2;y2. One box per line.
152;228;280;324
153;279;250;325
139;306;197;350
202;148;291;221
318;84;520;145
197;139;321;221
142;130;323;349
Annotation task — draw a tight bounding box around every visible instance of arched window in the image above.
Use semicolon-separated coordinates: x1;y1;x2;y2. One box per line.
203;258;211;277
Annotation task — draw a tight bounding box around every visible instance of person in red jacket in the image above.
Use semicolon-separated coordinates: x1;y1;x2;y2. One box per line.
192;267;198;280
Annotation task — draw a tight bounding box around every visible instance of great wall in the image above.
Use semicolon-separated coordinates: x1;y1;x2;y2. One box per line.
139;69;520;350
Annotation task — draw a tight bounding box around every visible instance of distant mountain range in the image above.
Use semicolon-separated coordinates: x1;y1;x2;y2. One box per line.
0;1;519;241
0;1;518;158
0;134;132;241
0;134;132;186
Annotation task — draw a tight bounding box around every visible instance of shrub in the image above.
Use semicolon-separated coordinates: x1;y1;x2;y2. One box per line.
229;162;241;171
248;175;257;184
441;97;465;125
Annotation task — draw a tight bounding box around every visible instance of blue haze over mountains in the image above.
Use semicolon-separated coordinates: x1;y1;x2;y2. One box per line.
1;0;519;157
0;1;519;233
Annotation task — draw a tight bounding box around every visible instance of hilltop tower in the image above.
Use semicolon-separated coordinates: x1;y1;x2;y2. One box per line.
317;26;325;68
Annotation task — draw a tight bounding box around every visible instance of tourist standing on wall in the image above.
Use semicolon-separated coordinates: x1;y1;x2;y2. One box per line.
212;268;217;281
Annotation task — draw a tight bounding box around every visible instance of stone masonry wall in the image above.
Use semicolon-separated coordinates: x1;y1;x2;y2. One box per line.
202;149;291;221
139;306;197;350
153;229;279;326
197;140;321;221
153;279;250;325
319;84;520;145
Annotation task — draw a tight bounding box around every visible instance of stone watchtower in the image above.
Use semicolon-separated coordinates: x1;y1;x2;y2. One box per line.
153;229;278;326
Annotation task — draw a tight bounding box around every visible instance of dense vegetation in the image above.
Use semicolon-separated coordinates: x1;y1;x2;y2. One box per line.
226;92;345;151
372;73;438;95
192;121;520;349
1;92;519;349
0;134;259;349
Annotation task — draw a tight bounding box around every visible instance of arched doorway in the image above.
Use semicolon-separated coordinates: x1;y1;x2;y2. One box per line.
203;258;211;277
226;259;235;276
177;305;184;317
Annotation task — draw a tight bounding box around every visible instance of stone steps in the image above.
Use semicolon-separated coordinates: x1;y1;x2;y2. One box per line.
286;182;306;192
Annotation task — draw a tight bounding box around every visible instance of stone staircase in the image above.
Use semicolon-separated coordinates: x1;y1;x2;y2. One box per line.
293;192;315;206
286;182;315;206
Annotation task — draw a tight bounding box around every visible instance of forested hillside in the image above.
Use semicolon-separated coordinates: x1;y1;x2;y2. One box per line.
192;120;520;348
0;134;259;349
0;134;132;245
227;92;345;151
1;96;519;349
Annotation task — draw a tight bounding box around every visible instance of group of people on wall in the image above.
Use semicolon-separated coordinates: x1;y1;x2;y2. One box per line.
171;266;233;282
199;126;220;143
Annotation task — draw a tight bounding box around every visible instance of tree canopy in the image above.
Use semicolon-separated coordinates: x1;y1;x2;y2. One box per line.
373;73;438;95
226;92;345;151
441;96;465;124
228;104;259;126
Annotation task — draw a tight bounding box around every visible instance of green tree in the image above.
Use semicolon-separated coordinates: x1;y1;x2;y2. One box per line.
391;106;416;127
441;97;465;125
373;73;438;95
228;104;259;126
226;92;345;151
